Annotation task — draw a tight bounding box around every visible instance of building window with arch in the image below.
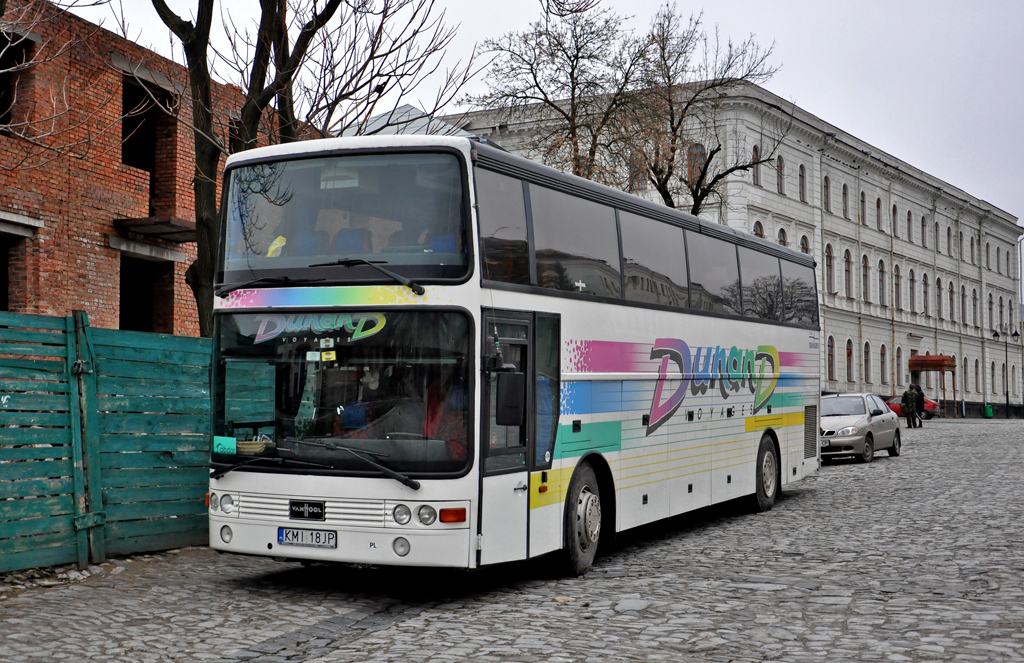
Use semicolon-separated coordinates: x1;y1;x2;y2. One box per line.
798;164;806;202
823;177;831;212
947;227;953;256
860;191;866;225
844;250;853;297
975;359;980;394
992;362;996;396
1013;365;1017;396
1002;364;1008;397
880;345;888;384
800;235;810;254
959;231;964;258
999;296;1004;327
864;342;871;383
861;255;870;302
777;228;788;246
921;217;928;248
846;339;854;382
971;236;975;264
961;285;967;323
934;222;940;250
827;336;835;381
894;265;902;309
687;142;707;183
876;198;882;231
776;155;785;195
842;184;849;219
963;356;969;393
948;282;955;322
936;278;942;320
896;347;903;385
922;274;930;315
892;204;899;237
925;352;933;389
972;289;978;326
986;242;990;269
988;294;994;329
825;244;834;292
909;270;917;312
752;220;764;238
752;145;761;186
878;260;886;306
1010;303;1015;328
907;211;913;242
996;247;1001;274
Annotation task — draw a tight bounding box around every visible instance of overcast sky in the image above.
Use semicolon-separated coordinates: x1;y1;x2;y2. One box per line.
78;0;1024;227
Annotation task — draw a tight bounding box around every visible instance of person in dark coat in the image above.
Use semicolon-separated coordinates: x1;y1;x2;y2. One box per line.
900;387;918;428
913;384;925;427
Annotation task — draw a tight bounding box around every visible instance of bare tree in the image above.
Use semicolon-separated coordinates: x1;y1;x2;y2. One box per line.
0;0;124;171
469;0;648;184
617;3;785;215
145;0;475;335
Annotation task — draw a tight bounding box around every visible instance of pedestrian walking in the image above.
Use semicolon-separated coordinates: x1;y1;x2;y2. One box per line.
901;386;918;428
913;384;925;427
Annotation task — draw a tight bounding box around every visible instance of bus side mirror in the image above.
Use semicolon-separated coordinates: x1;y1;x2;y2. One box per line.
495;372;526;426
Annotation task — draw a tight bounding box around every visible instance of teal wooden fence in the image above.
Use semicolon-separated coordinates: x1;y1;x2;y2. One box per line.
0;311;212;572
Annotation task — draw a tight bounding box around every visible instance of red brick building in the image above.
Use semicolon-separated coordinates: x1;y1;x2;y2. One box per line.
0;1;240;336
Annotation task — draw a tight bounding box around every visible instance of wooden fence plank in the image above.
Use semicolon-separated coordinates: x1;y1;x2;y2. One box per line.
0;494;74;521
99;395;211;415
100;467;209;488
96;375;210;398
0;360;66;380
105;499;206;522
0;543;78;573
104;484;207;505
0;528;79;556
96;358;209;383
0;411;72;426
0;311;67;331
0;392;72;411
99;450;209;470
99;412;210;435
0;513;74;539
91;328;212;353
0;476;74;500
100;434;209;453
0;427;74;445
105;513;207;540
92;344;211;368
0;379;70;393
0;459;74;482
0;445;74;462
104;529;206;557
0;343;69;358
0;327;69;346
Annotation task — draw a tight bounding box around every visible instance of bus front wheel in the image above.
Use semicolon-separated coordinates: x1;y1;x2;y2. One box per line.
564;462;602;575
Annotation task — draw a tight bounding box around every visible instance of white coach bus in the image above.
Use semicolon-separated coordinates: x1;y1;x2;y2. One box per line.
208;135;821;574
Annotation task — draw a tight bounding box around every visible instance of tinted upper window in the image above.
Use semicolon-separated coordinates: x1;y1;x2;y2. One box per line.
619;211;688;307
475;169;530;285
781;259;819;327
685;232;741;315
738;247;782;321
530;185;621;298
221;152;467;283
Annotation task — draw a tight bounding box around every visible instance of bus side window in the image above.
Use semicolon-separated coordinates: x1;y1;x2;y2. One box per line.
476;169;531;285
534;316;559;470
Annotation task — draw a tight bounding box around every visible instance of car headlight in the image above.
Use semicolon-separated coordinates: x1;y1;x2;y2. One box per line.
836;426;859;436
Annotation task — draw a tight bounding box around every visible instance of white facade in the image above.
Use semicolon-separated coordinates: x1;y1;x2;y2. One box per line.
452;85;1023;412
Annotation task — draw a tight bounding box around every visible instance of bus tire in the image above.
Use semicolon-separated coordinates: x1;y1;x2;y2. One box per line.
564;462;602;575
753;434;779;513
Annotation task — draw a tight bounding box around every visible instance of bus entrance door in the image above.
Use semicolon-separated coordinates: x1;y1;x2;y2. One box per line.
479;314;531;566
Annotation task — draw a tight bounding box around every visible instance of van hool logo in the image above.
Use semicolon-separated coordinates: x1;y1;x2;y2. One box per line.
647;339;779;435
254;313;386;344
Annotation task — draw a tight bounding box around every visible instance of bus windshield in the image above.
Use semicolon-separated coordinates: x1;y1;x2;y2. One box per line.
213;310;471;475
220;152;468;284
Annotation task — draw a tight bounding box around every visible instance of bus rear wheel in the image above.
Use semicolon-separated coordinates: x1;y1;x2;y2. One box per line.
564;462;602;575
753;434;779;512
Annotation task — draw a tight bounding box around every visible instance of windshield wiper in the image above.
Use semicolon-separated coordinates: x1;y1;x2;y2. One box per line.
288;437;421;490
215;276;325;297
307;258;425;296
210;455;334;479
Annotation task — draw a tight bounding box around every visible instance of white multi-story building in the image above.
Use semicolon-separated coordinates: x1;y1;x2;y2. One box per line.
449;84;1023;415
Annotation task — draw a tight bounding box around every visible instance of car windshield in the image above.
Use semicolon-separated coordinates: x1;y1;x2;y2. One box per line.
822;396;866;416
219;152;468;284
213;310;471;475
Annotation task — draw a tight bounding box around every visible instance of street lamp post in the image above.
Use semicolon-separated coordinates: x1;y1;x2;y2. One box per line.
992;326;1020;418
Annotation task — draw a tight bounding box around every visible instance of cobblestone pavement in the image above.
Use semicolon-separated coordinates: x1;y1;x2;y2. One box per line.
2;419;1024;662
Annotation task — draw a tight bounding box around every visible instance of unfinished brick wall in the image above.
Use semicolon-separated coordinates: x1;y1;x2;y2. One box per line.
0;1;243;337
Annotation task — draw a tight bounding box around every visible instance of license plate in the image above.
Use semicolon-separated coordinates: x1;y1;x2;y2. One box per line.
278;527;337;548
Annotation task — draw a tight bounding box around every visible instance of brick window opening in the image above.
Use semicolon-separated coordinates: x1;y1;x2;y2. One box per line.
119;255;174;333
0;33;33;134
0;234;16;310
122;77;176;217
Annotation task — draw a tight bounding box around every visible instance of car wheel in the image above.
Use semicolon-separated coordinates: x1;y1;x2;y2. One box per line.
923;410;933;420
752;434;779;512
888;429;901;457
860;436;874;463
564;462;602;575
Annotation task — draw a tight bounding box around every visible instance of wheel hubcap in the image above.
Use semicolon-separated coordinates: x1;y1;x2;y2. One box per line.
576;486;601;551
761;451;777;497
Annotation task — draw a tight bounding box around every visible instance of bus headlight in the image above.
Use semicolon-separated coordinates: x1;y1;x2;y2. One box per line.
393;537;410;557
417;505;437;526
393;504;412;525
220;494;235;514
220;526;233;543
209;493;219;511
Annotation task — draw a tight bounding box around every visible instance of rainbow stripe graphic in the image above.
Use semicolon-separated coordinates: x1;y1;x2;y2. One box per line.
215;286;452;309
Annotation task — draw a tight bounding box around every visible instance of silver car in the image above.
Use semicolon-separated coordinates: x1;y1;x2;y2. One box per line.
820;393;901;462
